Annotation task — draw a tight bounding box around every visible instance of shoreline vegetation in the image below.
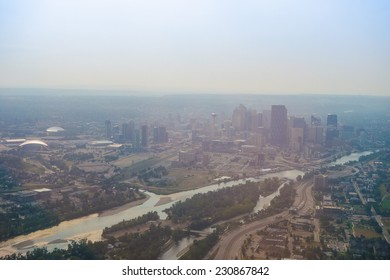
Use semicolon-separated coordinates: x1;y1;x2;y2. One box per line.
0;189;147;243
0;175;279;258
2;178;295;260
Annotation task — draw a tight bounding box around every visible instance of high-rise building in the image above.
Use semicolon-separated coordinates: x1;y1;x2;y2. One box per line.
262;110;271;130
248;110;262;132
256;127;266;148
308;115;323;144
153;126;168;144
133;129;141;150
326;114;339;145
289;117;306;152
105;120;112;140
122;121;135;142
211;113;217;139
270;105;288;146
308;127;324;144
141;124;148;147
327;114;338;127
232;104;247;132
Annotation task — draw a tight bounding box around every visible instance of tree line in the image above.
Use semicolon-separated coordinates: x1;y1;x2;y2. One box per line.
102;211;159;236
165;182;261;230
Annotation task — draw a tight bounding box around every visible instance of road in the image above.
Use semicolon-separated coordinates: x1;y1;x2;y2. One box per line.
293;181;314;214
371;207;390;245
212;180;315;259
352;180;366;205
213;211;290;259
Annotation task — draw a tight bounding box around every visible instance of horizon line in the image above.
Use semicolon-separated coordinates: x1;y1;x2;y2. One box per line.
0;87;389;97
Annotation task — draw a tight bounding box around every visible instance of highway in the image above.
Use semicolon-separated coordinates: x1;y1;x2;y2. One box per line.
212;180;315;259
293;181;314;214
352;180;367;205
371;207;390;245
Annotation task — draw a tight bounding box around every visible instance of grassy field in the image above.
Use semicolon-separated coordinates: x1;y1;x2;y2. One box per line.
112;153;153;168
352;205;369;215
381;196;390;210
353;225;381;239
119;157;162;179
144;168;215;195
22;161;45;175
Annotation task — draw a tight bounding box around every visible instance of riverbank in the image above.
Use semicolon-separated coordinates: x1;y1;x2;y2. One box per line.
0;169;304;258
0;195;152;258
154;197;173;207
98;195;150;217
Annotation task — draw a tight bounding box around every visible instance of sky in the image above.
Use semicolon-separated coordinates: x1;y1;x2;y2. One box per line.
0;0;389;95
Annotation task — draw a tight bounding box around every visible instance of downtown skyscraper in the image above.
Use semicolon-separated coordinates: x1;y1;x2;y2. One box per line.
270;105;288;147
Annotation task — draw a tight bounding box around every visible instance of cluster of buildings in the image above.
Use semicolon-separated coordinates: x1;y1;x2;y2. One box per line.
104;120;169;150
186;104;360;164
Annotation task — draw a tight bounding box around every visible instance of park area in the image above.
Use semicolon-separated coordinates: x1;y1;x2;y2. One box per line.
144;168;215;195
353;223;381;239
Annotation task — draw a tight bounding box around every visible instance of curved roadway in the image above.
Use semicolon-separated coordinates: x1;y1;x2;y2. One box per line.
212;181;313;259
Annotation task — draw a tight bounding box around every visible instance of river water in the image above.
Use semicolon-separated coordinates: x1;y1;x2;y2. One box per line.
326;151;373;166
0;170;302;257
0;151;372;257
160;180;291;260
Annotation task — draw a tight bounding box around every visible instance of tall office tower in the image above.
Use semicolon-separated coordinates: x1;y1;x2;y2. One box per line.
153;127;159;143
256;127;267;148
122;123;133;141
326;114;339;145
308;127;324;144
308;115;323;144
244;110;252;132
133;129;141;150
270;105;288;146
257;112;263;129
232;104;247;132
158;126;168;143
211;113;217;139
105;120;112;140
327;114;338;127
248;110;261;132
262;110;271;130
153;126;168;144
141;124;148;147
289;117;306;152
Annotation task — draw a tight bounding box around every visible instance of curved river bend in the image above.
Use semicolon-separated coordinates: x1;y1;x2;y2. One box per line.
0;151;372;257
0;170;303;257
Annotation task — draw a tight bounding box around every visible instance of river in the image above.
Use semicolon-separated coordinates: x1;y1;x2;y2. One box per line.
160;180;290;260
0;151;372;257
326;151;373;166
0;170;302;257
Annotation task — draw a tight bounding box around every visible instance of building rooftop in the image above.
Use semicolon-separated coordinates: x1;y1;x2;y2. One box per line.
19;140;48;147
46;126;65;133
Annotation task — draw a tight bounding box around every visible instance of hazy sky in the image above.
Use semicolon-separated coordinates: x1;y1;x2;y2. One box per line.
1;0;389;95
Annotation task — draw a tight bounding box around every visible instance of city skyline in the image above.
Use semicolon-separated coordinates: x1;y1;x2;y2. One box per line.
1;0;389;96
0;94;389;261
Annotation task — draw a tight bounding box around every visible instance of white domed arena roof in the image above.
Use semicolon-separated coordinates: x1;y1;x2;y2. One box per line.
19;140;48;147
46;126;65;133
